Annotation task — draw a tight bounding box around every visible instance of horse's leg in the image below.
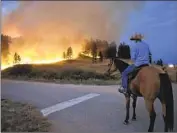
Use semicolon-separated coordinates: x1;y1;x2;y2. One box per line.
145;99;156;132
132;95;137;121
158;97;168;132
124;94;130;125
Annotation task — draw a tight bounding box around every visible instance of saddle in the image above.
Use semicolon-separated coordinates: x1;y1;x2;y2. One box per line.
127;64;149;96
128;64;149;81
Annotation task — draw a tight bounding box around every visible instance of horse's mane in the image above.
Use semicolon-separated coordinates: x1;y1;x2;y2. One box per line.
114;57;129;73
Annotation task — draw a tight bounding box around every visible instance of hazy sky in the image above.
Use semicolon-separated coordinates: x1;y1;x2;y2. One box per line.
2;1;177;64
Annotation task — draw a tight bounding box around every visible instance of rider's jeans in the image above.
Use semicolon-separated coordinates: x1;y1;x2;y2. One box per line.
122;64;136;91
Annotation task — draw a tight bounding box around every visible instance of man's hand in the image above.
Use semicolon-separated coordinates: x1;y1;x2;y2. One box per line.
128;60;134;65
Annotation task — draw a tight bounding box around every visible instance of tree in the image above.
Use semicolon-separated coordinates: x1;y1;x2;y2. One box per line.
17;54;21;63
13;52;21;64
98;51;103;62
63;52;66;59
1;34;11;63
83;39;109;58
83;39;92;55
104;41;117;65
156;59;163;66
117;42;131;59
66;47;73;59
91;40;97;63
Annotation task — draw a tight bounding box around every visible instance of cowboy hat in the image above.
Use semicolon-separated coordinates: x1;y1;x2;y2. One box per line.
130;33;144;41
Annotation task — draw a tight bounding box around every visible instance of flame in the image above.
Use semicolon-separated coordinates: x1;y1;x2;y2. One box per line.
1;51;101;71
1;57;66;70
1;34;86;70
1;53;99;70
1;34;100;70
80;52;100;59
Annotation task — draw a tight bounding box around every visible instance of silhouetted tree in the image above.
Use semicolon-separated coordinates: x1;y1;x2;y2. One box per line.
98;51;103;62
13;52;21;64
105;42;117;65
83;39;92;55
63;52;66;59
91;40;97;63
117;42;131;59
1;34;11;63
156;59;163;66
67;47;73;59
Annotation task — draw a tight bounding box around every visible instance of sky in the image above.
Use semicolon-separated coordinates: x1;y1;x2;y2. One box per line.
1;1;177;64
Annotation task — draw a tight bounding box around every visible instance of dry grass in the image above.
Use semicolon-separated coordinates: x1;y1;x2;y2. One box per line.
166;67;177;82
3;58;175;84
2;58;120;85
1;99;51;132
32;59;111;74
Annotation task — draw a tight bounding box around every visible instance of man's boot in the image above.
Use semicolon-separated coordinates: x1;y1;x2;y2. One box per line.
118;86;128;94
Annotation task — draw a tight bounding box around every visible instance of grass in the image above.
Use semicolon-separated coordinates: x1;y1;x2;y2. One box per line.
1;99;51;132
166;67;177;83
1;58;121;85
2;58;176;84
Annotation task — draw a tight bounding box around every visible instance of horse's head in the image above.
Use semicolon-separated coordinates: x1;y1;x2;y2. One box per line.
106;57;129;75
114;57;129;74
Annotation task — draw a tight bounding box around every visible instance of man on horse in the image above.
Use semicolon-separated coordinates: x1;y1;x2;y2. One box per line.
118;33;151;94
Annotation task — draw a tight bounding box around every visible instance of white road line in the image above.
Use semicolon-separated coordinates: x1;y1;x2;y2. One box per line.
41;93;100;117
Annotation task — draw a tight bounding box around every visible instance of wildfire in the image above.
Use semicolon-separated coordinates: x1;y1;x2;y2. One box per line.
1;32;99;71
80;52;100;59
1;51;102;70
1;57;66;70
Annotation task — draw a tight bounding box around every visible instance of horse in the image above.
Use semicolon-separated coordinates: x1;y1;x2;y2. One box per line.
107;57;174;132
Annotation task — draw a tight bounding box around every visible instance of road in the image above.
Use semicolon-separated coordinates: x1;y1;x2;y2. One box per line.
1;79;177;132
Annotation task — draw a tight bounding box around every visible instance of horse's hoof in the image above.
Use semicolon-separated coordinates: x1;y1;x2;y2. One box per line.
148;129;153;132
132;117;136;121
123;120;129;125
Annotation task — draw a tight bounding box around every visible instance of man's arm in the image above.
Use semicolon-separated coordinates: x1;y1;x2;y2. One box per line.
130;44;137;62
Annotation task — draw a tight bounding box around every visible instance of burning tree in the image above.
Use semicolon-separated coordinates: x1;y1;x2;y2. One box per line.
84;39;92;55
91;41;97;63
67;47;73;59
98;51;103;62
63;52;66;59
13;52;21;64
1;34;11;64
83;39;109;57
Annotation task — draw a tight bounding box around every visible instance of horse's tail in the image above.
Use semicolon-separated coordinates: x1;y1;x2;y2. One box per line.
159;73;174;131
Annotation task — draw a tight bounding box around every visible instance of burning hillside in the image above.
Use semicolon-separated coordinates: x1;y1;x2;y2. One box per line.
1;35;86;70
1;1;144;70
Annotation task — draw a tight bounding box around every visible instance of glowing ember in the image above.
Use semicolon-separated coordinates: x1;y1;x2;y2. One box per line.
80;52;100;59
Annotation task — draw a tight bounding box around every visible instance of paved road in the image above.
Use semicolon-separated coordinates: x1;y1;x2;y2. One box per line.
1;79;177;132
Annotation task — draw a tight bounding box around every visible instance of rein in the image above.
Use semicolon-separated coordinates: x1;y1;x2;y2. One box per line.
107;58;114;74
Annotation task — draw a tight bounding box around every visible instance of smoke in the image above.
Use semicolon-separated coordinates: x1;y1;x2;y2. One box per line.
2;1;144;60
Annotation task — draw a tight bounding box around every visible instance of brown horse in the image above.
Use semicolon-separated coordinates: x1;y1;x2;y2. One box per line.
107;58;174;132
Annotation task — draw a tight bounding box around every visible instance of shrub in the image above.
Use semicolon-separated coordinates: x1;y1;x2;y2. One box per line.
2;64;33;77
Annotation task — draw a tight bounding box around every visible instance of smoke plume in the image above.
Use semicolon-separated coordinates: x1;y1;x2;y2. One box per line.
2;1;144;61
